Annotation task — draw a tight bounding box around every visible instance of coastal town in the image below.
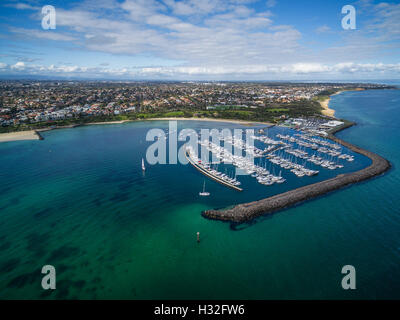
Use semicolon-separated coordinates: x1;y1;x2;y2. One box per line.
0;81;392;131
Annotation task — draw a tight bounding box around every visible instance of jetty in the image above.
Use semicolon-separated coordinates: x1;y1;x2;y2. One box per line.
203;132;391;223
35;130;44;140
186;148;243;192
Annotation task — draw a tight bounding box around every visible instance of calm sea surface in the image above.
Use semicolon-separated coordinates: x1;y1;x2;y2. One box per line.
0;88;399;299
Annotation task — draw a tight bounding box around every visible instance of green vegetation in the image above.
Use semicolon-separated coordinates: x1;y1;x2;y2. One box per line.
266;108;290;112
206;105;247;110
163;111;185;117
313;95;329;102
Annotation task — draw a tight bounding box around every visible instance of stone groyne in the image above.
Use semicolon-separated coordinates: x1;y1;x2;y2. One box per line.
202;133;391;223
34;125;82;140
35;130;44;140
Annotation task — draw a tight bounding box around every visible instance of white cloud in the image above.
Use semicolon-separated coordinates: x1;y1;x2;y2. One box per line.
11;62;25;70
370;2;400;40
3;0;400;79
316;25;331;34
266;0;276;8
162;0;231;16
9;27;77;41
1;61;399;79
5;2;40;10
133;62;400;80
26;0;301;66
288;63;331;74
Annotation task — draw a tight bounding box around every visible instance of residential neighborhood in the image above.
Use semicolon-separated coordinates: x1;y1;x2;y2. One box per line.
0;81;389;127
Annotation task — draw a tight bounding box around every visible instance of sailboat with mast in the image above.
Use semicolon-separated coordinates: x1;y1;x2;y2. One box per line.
199;181;210;196
142;158;146;171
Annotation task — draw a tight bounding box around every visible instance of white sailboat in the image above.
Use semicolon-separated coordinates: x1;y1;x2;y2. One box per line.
199;181;210;197
142;158;146;171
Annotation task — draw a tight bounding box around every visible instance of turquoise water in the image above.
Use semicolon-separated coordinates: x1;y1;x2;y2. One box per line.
0;89;400;299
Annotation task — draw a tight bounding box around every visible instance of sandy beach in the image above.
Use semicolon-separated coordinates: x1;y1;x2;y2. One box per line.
85;120;133;125
319;97;335;117
0;130;40;143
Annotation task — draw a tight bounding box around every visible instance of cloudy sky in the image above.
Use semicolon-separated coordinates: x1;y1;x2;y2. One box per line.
0;0;399;80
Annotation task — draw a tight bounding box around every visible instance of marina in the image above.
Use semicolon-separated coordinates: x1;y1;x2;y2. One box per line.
198;138;286;187
203;126;391;223
183;127;359;191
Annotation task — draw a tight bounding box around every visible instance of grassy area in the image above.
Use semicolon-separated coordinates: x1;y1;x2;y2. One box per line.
206;105;247;110
136;110;190;119
313;95;330;102
163;111;185;117
266;108;290;112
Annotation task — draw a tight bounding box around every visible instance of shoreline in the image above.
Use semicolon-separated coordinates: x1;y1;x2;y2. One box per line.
0;130;41;143
0;121;133;143
203;125;391;224
319;88;366;118
0;118;274;143
143;117;274;126
85;120;133;125
319;96;335;117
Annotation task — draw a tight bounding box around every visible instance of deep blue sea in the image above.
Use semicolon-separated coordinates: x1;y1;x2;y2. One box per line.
0;88;399;299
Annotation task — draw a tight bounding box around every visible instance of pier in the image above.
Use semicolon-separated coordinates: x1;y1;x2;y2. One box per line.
202;132;391;223
185;149;243;192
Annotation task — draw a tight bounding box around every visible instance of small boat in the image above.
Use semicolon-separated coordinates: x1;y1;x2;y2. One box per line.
199;181;210;197
142;158;146;171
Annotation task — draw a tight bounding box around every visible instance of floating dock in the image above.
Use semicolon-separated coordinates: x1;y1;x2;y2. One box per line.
185;150;243;192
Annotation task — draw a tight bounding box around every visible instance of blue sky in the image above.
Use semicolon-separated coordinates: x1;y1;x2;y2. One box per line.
0;0;399;80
